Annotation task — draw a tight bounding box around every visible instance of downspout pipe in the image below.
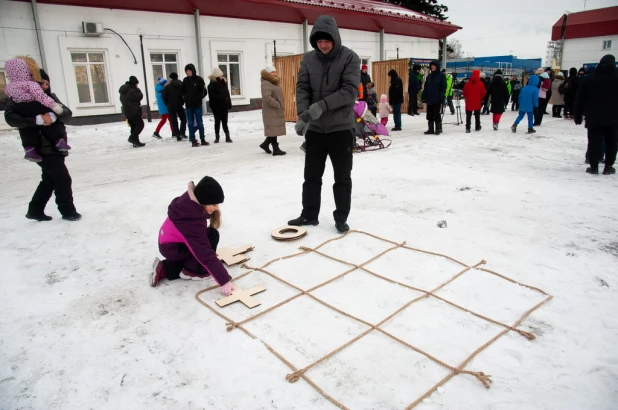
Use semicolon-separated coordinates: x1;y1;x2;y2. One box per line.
194;8;206;111
31;0;47;69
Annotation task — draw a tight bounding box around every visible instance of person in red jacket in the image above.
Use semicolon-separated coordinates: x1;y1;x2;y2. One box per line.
463;70;485;133
151;176;237;295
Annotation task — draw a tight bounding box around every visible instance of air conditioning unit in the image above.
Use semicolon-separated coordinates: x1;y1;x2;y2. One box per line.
82;22;104;36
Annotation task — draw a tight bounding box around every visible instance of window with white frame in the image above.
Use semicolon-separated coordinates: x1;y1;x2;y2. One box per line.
151;53;178;86
217;53;242;96
71;52;110;104
0;70;7;111
603;40;612;50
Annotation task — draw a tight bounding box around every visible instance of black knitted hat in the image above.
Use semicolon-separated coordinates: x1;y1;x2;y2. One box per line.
129;76;139;85
194;176;224;205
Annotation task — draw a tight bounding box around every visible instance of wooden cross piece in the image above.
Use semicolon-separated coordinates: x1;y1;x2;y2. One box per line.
216;245;254;266
215;285;266;309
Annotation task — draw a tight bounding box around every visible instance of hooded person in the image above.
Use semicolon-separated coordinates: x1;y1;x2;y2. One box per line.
119;75;145;147
388;69;404;131
422;60;447;135
4;68;81;222
162;72;187;141
483;69;510;130
182;63;208;146
360;64;371;102
551;72;566;117
289;15;361;234
207;66;233;143
153;176;236;294
511;74;540;134
574;54;618;175
259;65;286;156
563;67;579;118
152;77;172;139
407;64;422;115
462;69;485;132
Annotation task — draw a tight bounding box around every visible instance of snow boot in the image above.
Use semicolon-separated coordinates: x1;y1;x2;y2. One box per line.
466;127;471;133
62;211;82;221
201;138;210;146
603;166;616;175
152;131;162;139
586;167;599;175
288;216;319;226
24;147;43;162
272;142;286;156
175;135;183;142
214;134;220;143
475;125;482;132
191;140;200;147
259;138;272;154
150;258;167;287
424;121;435;135
25;212;52;222
225;132;233;143
128;138;145;147
55;138;71;151
526;128;536;134
511;124;517;133
300;141;307;152
493;123;498;131
335;221;350;234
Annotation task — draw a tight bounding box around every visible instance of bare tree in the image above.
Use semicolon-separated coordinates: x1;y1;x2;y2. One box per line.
447;39;463;59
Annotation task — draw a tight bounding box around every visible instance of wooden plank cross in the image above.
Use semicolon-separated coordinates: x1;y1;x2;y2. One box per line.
215;285;266;309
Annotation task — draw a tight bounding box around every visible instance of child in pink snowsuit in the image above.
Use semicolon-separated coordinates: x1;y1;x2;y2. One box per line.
151;176;237;296
378;94;392;126
4;57;70;162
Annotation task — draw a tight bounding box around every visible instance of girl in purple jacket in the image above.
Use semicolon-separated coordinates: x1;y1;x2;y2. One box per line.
151;176;237;295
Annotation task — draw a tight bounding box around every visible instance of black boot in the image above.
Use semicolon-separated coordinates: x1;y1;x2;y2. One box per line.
128;137;145;147
25;212;52;222
335;221;350;234
225;132;233;143
424;121;435;135
435;121;443;135
272;141;286;156
586;166;599;174
214;134;220;143
259;138;272;154
603;166;616;175
152;131;162;139
288;216;319;226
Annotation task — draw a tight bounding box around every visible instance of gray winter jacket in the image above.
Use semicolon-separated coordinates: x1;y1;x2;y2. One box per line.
296;15;361;133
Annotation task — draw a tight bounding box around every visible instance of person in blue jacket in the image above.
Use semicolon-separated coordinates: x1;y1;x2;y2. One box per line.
153;78;172;139
511;75;539;134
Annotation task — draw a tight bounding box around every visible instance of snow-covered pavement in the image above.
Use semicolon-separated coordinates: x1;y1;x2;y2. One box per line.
0;109;617;409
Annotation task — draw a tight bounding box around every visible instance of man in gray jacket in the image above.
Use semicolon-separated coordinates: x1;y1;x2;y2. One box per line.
288;15;360;234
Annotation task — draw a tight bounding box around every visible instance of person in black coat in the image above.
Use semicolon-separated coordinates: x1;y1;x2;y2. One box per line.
182;63;208;146
388;69;404;131
422;60;447;135
407;64;421;116
563;67;578;118
207;67;233;143
4;69;81;222
162;72;187;141
574;54;618;175
360;64;371;102
119;76;145;147
483;69;510;130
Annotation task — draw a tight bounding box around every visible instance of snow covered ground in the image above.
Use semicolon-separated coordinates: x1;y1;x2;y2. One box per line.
0;109;617;410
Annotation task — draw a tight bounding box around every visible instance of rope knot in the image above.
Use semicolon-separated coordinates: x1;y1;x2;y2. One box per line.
286;370;304;383
474;372;493;389
515;328;536;340
299;246;312;252
240;263;251;269
400;241;407;247
226;322;238;332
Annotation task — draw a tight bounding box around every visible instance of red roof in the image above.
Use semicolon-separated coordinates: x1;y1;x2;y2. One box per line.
551;6;618;41
21;0;461;39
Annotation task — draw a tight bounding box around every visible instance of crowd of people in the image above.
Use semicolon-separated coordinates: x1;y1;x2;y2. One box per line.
2;14;616;297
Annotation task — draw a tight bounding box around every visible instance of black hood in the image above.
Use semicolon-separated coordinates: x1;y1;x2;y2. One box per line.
388;69;398;78
184;63;197;76
568;67;577;77
595;54;617;75
430;60;441;71
309;15;342;57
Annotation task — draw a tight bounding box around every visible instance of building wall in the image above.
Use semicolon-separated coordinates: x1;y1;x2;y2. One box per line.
561;35;618;70
0;0;438;126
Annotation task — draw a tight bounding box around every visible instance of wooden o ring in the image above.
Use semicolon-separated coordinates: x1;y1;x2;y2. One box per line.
271;226;308;241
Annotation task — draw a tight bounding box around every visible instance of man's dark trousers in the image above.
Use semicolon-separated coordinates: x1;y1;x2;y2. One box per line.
301;129;354;223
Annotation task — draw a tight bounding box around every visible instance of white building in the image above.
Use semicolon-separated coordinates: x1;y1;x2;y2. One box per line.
0;0;460;127
550;6;618;71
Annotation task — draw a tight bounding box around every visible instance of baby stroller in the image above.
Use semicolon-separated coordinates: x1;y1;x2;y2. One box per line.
353;101;391;152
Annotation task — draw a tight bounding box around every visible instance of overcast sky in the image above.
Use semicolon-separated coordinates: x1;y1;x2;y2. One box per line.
445;0;618;60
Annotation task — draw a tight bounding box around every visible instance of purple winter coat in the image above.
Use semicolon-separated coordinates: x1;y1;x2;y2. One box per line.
158;191;230;286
